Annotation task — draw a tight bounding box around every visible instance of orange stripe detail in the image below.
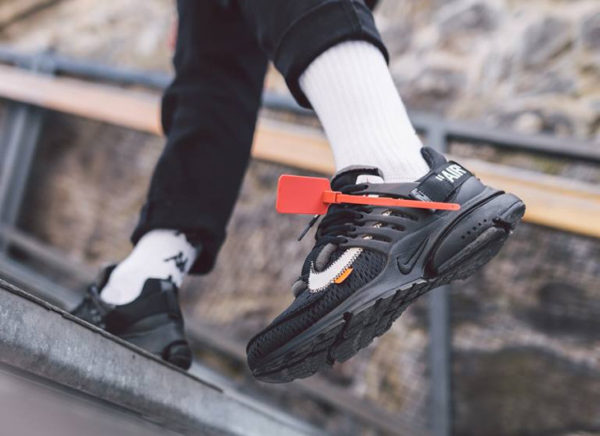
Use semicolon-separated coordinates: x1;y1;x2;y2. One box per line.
334;267;353;284
322;191;461;211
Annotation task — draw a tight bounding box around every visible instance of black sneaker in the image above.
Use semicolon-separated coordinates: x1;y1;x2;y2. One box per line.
247;147;525;382
71;266;193;369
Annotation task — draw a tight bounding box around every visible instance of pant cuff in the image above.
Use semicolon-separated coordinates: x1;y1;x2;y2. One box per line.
274;1;389;108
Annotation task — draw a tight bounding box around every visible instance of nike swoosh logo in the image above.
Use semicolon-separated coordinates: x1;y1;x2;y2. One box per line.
308;247;363;293
308;196;388;293
397;236;429;274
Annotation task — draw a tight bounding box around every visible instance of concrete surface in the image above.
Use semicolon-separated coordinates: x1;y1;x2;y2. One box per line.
0;278;321;436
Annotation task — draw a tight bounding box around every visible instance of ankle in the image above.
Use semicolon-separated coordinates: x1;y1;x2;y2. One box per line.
100;230;198;305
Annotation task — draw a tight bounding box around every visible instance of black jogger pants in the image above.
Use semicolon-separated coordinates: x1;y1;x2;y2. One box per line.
132;0;387;273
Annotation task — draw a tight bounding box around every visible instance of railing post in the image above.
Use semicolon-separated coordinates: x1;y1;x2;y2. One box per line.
0;53;54;251
426;123;452;436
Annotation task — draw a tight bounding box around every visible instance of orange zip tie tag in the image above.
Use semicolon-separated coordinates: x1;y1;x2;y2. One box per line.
276;174;460;215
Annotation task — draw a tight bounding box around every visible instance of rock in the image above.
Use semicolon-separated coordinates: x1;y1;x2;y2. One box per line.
581;11;600;51
400;67;466;113
514;111;545;134
541;111;575;136
521;282;600;342
438;0;499;36
493;110;544;134
453;347;600;436
449;286;486;326
493;109;575;136
434;0;462;8
380;22;413;56
521;17;573;68
518;71;576;96
0;0;51;26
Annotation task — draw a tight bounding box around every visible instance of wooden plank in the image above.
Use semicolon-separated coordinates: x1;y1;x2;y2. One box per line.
0;64;162;134
0;63;598;238
458;158;600;237
0;0;56;26
254;120;335;174
255;121;600;238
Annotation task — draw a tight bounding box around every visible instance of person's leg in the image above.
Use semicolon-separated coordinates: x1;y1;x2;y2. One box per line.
299;40;429;182
100;0;268;305
72;0;268;369
237;0;428;183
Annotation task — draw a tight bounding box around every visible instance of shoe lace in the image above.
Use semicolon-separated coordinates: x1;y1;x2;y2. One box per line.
294;182;420;293
297;183;371;244
298;181;422;244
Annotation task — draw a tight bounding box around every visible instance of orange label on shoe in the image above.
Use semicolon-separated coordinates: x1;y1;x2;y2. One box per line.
276;175;332;215
334;267;353;284
276;174;461;215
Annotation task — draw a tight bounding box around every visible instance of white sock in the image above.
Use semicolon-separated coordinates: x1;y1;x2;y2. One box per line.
100;230;197;305
299;41;429;183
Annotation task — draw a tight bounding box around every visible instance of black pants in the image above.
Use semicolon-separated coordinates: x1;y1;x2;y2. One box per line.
132;0;387;273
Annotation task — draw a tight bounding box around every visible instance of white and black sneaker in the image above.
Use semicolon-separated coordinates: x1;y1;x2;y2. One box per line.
247;147;525;382
71;266;192;369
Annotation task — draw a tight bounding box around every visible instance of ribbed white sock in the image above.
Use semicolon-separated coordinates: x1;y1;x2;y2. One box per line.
299;41;429;182
100;229;197;305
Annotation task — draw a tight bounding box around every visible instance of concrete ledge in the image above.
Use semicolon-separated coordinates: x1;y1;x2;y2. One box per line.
0;279;319;436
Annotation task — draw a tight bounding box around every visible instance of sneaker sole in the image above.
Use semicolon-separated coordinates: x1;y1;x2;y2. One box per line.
119;317;193;370
250;192;525;383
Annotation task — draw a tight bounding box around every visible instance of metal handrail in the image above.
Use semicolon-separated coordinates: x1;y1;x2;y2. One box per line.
0;45;598;163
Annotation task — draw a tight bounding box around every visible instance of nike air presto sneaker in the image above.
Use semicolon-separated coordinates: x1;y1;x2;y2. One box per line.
71;265;192;369
247;147;525;382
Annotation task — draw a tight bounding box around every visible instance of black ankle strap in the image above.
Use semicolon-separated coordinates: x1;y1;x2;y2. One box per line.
410;162;472;203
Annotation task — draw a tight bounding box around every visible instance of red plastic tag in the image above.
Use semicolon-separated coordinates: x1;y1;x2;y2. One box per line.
276;174;460;215
276;175;331;215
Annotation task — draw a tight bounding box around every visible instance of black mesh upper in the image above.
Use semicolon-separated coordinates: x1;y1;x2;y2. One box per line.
247;249;386;365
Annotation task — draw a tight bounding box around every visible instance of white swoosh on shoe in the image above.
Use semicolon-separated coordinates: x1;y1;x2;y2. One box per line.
307;185;386;293
308;247;363;292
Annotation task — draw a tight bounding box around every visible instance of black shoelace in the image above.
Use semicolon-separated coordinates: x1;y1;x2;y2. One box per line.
297;183;370;244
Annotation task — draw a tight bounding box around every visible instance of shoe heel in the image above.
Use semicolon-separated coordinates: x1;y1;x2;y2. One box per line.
428;193;525;277
121;316;193;370
164;341;193;369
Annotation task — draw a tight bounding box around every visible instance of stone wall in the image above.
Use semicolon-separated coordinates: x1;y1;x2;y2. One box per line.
1;0;599;435
377;0;600;141
2;0;599;143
